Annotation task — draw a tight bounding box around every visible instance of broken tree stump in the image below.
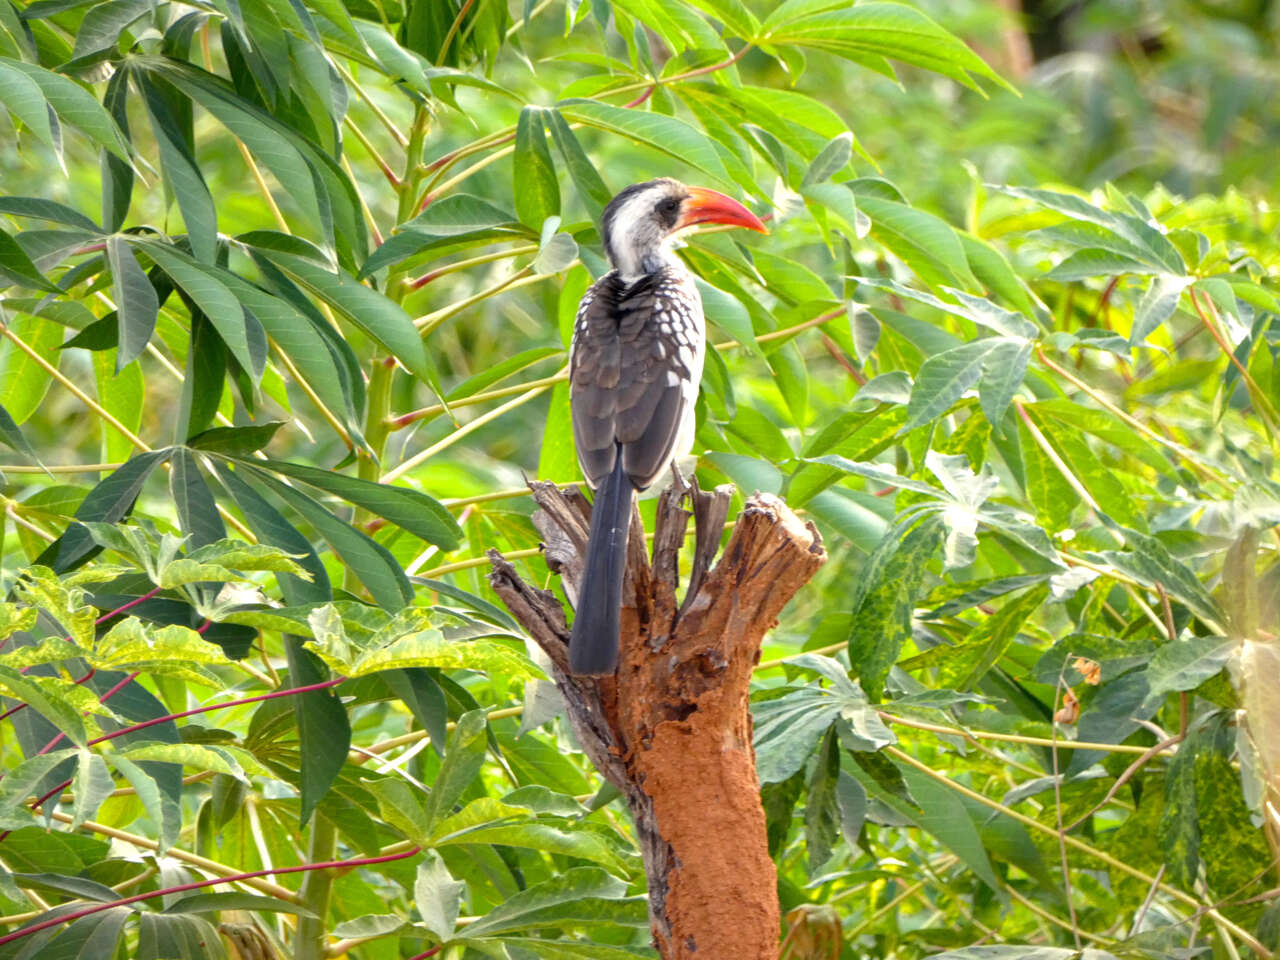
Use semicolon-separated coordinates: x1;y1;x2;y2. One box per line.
487;477;826;960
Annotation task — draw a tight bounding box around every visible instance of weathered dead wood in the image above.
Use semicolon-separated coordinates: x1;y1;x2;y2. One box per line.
488;479;826;960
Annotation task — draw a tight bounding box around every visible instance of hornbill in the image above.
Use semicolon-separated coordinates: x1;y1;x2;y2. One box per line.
568;178;767;675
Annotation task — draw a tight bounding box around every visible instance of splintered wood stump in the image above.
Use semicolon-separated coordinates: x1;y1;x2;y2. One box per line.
488;476;826;960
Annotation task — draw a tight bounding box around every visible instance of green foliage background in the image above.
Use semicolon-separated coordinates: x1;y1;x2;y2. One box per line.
0;0;1278;958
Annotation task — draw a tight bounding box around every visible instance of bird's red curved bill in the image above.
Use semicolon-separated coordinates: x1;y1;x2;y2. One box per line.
677;187;768;233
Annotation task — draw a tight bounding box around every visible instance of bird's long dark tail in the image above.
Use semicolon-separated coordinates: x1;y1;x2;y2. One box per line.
569;454;633;675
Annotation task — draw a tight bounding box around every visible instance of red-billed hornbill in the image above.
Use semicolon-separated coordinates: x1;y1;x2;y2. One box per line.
568;178;766;675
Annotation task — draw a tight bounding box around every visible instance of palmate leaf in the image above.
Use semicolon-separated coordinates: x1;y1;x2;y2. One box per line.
462;868;640;938
556;100;734;189
761;2;1012;93
994;184;1185;276
0;57;131;161
135;55;367;269
248;456;462;550
359;194;526;279
242;236;434;388
239;465;412;611
754;655;894;783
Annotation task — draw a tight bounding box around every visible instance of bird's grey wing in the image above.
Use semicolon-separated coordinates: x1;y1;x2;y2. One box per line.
569;275;623;489
613;270;704;490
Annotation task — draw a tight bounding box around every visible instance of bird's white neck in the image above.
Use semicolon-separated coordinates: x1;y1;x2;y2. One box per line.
614;243;682;284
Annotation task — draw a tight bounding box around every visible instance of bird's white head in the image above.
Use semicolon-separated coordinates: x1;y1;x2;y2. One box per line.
600;178;766;281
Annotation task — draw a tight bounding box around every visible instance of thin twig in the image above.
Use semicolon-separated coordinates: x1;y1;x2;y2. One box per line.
1051;672;1083;949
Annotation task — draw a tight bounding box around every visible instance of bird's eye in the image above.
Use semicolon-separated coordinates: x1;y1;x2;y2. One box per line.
659;198;681;215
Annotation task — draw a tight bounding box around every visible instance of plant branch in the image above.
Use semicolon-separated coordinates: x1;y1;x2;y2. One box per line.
382;384;550;483
884;745;1271;957
0;844;420;947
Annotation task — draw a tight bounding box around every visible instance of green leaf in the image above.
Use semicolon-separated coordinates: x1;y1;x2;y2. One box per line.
168;446;225;550
0;400;41;464
802;131;853;186
414;851;464;943
0;225;60;293
0;750;77;827
0;311;60;426
0;58;56;153
1131;274;1190;347
995;184;1184;276
545;108;612;224
423;708;488;832
694;278;757;353
91;345;143;465
142;241;264;380
473;939;654;959
107;754;180;853
977;337;1031;429
121;742;248;781
41;905;132;958
138;56;365;268
900;764;1002;891
1159;723;1199;888
331;915;409;939
538;380;581;485
139;73;217;265
105;236;158;369
1144;636;1235;706
533;222;579;275
161;892;317;917
854;194;977;290
515;107;560;230
0;57;130;160
70;749;114;830
754;656;894;782
558;99;731;188
247;242;432;385
433;815;626;875
0;664;87;746
902;339;999;433
254;457;461;550
187;421;285;456
93;620;230;667
935;585;1049;691
804;729;840;874
361;195;524;279
848;515;945;700
463;867;630;938
8;871;118;902
763;4;1013;93
1090;529;1224;628
244;467;412;611
64;0;151;70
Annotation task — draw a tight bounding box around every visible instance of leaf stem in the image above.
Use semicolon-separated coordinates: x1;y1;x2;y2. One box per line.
0;320;150;453
1035;346;1228;485
0;843;420;948
295;815;338;960
409;243;540;289
381;384;551;483
388;305;843;429
333;62;408;148
413;267;547;334
1189;287;1280;433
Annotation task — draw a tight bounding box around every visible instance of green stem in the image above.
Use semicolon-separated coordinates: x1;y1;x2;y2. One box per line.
294;816;338;960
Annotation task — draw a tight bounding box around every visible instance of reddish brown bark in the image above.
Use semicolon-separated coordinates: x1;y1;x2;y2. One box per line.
488;478;825;959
